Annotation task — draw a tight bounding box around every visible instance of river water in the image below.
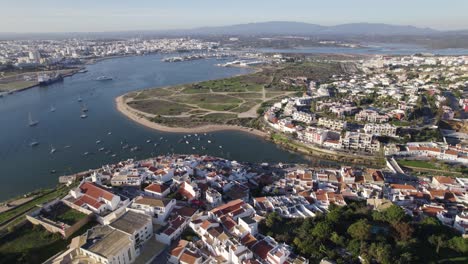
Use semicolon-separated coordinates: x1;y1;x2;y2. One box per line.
0;55;315;200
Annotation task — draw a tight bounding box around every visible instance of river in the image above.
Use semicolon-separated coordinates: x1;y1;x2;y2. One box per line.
0;54;315;200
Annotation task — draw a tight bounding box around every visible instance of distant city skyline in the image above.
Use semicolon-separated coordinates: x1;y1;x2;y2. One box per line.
1;0;468;33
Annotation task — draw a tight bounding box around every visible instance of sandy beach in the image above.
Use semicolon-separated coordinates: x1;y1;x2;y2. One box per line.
115;95;268;137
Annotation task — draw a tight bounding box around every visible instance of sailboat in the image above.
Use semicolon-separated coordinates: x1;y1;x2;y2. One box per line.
28;112;39;127
50;145;56;154
80;108;88;119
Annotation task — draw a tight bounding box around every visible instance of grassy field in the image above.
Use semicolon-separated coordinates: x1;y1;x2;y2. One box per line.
397;159;440;170
47;204;87;226
0;221;95;264
0;186;71;226
125;61;343;128
0;81;37;92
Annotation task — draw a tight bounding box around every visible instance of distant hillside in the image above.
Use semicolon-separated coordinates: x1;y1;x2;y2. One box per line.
173;21;441;36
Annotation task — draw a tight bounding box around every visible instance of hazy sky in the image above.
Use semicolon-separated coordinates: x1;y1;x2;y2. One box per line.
1;0;467;32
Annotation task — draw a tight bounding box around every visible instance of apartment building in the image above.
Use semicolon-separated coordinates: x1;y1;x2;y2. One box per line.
364;123;397;136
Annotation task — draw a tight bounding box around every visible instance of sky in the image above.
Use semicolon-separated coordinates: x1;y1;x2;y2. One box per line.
1;0;467;33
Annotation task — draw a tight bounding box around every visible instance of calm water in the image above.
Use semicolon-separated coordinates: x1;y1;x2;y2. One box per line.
259;43;468;55
0;54;313;200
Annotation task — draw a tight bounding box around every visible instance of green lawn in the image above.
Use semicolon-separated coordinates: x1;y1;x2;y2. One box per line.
54;207;87;226
0;81;37;92
0;222;95;264
0;186;72;225
397;160;439;170
128;99;193;115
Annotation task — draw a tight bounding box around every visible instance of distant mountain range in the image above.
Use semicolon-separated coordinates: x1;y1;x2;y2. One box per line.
163;21;455;36
1;21;467;40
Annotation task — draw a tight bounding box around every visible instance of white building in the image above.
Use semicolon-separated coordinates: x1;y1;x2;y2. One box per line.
340;132;380;153
130;196;176;224
317;118;347;131
364;123;397;137
292;111;316;124
110;210;153;253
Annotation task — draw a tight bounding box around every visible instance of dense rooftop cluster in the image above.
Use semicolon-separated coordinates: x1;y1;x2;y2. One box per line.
24;153;467;264
264;55;468;163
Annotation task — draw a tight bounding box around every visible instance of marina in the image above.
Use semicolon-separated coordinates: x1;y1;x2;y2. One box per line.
0;54;307;201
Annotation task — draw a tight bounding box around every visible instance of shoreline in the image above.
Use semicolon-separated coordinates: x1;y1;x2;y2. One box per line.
115;95;268;137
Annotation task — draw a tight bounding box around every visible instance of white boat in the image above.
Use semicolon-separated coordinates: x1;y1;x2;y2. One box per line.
30;141;39;147
50;106;56;112
185;141;189;144
146;139;152;143
64;145;71;148
130;146;139;152
80;109;87;119
28;112;39;127
107;132;112;135
78;96;83;102
83;152;89;156
98;147;105;152
96;76;113;81
50;145;56;154
96;140;101;144
219;145;223;149
81;103;88;112
208;140;212;143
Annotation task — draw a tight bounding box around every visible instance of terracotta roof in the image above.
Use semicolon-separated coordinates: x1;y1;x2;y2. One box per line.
170;239;188;258
145;183;168;194
200;219;216;230
251;240;273;260
240;233;258;248
80;182;115;201
210;199;244;217
74;194;105;210
434;176;456;185
180;250;201;264
421;205;445;217
390;184;416;191
134;196;172;207
221;215;237;231
172;206;197;218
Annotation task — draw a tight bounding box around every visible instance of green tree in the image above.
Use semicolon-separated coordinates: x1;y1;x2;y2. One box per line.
448;237;468;254
347;219;371;241
369;242;392;264
393;222;414;242
312;221;334;239
330;232;346;247
378;205;406;224
265;212;281;228
428;234;446;254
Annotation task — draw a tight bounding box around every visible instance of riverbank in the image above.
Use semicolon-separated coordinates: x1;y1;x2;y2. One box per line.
0;67;84;94
115;95;268;137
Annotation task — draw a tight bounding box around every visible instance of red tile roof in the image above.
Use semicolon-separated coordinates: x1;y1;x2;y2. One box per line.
210;199;244;217
145;183;168;194
80;182;115;201
390;184;416;191
251;240;273;260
